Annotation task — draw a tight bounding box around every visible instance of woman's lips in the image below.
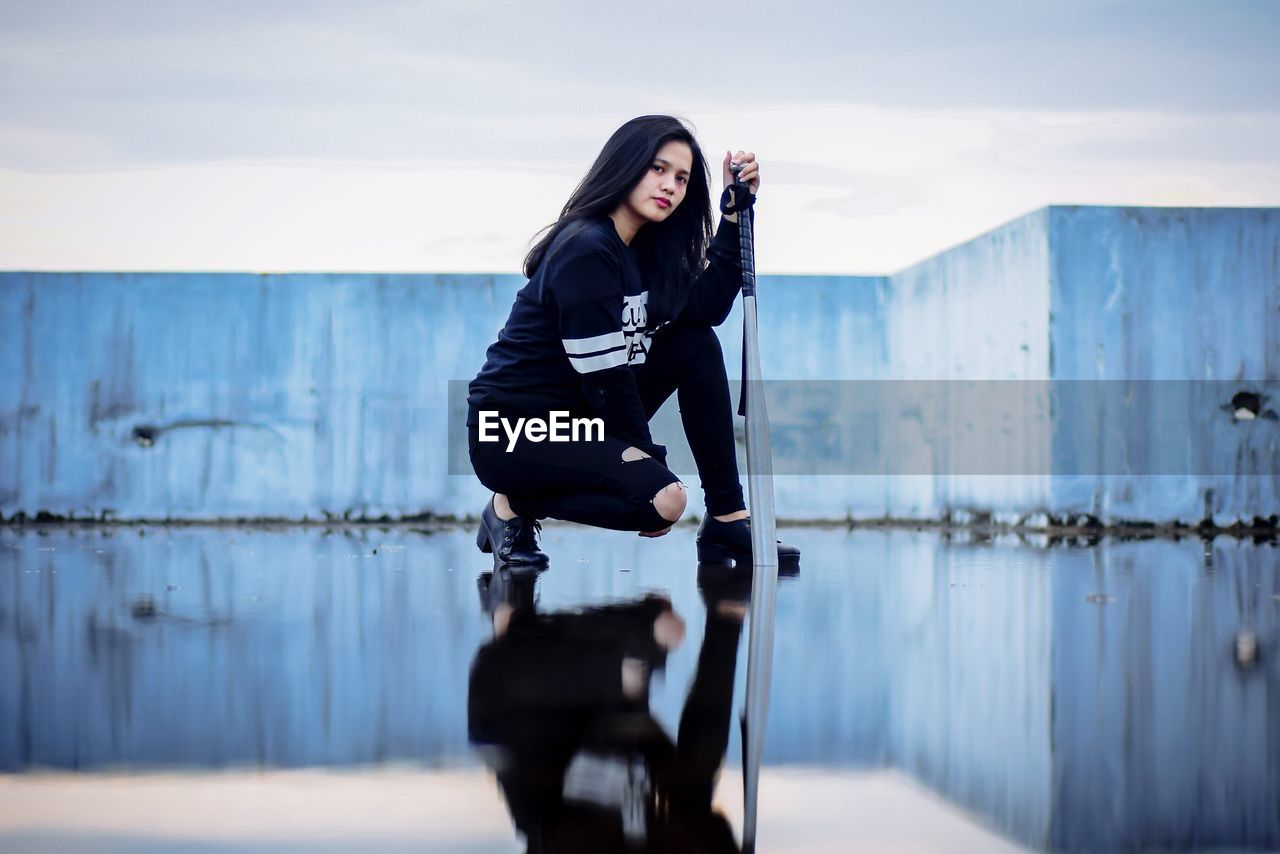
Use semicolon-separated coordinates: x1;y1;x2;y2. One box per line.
654;198;671;209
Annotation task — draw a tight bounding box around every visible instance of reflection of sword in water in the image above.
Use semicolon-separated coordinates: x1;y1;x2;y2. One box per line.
728;165;778;854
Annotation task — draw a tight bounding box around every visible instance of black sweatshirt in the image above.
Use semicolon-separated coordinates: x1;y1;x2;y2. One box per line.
467;214;746;462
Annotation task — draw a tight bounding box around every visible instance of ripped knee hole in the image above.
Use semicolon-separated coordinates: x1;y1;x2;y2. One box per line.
649;481;687;503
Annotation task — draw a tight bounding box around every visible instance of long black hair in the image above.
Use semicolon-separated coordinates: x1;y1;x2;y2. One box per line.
523;115;714;325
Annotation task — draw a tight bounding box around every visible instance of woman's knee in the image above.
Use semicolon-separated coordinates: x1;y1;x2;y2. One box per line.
652;481;687;522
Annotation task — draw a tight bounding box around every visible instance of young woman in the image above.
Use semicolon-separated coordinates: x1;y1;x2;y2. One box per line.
466;114;799;570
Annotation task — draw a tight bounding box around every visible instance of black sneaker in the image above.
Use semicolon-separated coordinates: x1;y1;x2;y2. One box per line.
475;496;550;570
695;515;800;568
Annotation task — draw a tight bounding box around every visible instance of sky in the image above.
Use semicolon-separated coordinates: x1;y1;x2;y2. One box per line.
2;0;1279;274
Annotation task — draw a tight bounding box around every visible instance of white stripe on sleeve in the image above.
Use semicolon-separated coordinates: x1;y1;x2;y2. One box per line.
567;348;628;373
563;331;626;356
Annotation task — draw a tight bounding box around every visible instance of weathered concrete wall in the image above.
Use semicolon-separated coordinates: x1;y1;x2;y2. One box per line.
1;205;1276;522
1047;207;1280;525
881;208;1053;520
0;272;520;520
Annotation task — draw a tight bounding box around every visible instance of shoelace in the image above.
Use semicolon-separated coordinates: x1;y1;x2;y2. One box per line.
507;517;543;552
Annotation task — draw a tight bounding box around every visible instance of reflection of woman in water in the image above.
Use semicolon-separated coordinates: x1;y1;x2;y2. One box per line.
468;581;747;853
466;114;798;571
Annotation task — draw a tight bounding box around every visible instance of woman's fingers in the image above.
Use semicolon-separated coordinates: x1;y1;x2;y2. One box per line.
726;149;760;194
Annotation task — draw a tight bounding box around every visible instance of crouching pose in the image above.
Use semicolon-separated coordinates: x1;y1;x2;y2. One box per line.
466;114;799;570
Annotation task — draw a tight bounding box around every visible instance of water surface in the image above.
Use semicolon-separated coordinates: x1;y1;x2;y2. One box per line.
1;524;1276;851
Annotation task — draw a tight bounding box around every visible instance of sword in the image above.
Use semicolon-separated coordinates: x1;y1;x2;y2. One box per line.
727;162;779;854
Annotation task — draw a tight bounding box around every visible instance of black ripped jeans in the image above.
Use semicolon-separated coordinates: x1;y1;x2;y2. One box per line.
468;319;747;532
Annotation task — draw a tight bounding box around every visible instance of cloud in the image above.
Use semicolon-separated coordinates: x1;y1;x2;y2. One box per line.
2;2;1278;274
1012;111;1280;166
1;0;1277;171
4;101;1276;277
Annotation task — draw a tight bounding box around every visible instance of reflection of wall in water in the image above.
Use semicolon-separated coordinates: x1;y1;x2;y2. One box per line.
0;528;490;768
1;527;1276;852
1050;539;1280;850
863;534;1279;850
878;533;1054;846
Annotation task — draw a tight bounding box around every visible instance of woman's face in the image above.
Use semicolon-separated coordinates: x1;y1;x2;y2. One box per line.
621;140;693;226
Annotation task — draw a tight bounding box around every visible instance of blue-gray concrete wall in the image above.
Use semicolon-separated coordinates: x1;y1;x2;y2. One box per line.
880;208;1053;519
1047;207;1280;525
1;272;521;520
2;205;1276;522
